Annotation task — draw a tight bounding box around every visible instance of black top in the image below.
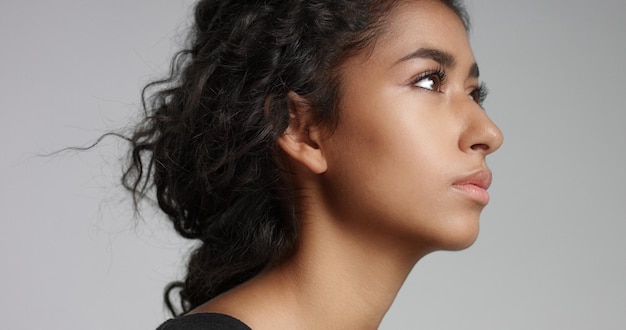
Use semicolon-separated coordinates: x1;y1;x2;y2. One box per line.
156;313;251;330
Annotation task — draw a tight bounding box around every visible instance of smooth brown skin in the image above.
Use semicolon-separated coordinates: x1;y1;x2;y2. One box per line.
192;1;503;329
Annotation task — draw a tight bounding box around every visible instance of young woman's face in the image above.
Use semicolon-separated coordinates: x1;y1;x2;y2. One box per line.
318;0;503;252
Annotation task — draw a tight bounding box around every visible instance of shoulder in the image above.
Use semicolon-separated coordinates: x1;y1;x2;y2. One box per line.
156;313;251;330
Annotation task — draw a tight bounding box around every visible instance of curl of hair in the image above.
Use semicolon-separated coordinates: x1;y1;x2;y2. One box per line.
123;0;469;316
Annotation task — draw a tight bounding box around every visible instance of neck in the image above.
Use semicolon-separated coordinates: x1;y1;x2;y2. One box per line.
261;205;431;329
195;190;433;329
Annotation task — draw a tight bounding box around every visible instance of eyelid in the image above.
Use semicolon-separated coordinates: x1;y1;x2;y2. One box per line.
408;67;488;107
410;66;446;90
470;82;489;107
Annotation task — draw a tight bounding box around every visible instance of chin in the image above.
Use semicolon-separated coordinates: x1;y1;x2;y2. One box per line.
429;216;481;251
445;232;479;251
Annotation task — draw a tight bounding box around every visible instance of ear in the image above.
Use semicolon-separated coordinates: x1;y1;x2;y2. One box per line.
276;92;328;174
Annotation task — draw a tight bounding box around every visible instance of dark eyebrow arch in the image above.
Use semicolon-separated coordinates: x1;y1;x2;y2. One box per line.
396;48;456;68
469;63;480;79
397;48;481;80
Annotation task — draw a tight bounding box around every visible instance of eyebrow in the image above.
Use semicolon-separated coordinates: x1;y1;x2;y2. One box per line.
397;48;456;68
469;63;480;79
397;47;481;78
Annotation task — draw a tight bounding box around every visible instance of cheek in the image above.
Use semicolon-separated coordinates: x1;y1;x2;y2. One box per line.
317;87;483;247
322;97;452;216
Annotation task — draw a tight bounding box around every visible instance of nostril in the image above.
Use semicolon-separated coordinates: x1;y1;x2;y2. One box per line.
471;143;489;151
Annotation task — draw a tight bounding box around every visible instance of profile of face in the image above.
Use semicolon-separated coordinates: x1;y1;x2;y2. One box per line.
312;0;504;253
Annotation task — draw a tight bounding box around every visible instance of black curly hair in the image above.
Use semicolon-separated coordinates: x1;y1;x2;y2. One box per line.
124;0;469;316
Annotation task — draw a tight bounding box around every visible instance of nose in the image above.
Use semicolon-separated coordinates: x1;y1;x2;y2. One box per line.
459;101;503;156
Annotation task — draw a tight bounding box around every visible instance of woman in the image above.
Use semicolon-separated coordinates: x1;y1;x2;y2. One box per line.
126;0;503;328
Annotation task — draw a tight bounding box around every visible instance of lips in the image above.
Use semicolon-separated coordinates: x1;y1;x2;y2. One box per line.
452;169;492;205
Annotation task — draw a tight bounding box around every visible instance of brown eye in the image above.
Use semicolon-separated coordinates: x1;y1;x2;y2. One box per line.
414;73;442;91
413;70;445;92
469;83;489;106
469;89;480;102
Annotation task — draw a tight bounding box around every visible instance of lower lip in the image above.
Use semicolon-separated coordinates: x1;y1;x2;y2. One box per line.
452;184;490;205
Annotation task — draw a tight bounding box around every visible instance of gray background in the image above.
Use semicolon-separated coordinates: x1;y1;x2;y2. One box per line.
1;0;624;329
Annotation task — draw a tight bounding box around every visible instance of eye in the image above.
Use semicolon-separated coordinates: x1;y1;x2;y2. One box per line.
412;69;446;92
469;83;489;106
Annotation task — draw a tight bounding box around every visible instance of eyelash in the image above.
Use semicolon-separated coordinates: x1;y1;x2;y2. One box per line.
411;68;489;107
411;67;447;92
471;83;489;106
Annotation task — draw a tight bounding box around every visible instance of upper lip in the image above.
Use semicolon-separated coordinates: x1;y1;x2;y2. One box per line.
452;169;492;190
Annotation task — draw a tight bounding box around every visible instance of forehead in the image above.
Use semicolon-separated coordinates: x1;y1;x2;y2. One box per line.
366;0;473;66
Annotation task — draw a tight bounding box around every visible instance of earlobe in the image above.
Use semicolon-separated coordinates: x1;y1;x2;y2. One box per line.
275;92;328;174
